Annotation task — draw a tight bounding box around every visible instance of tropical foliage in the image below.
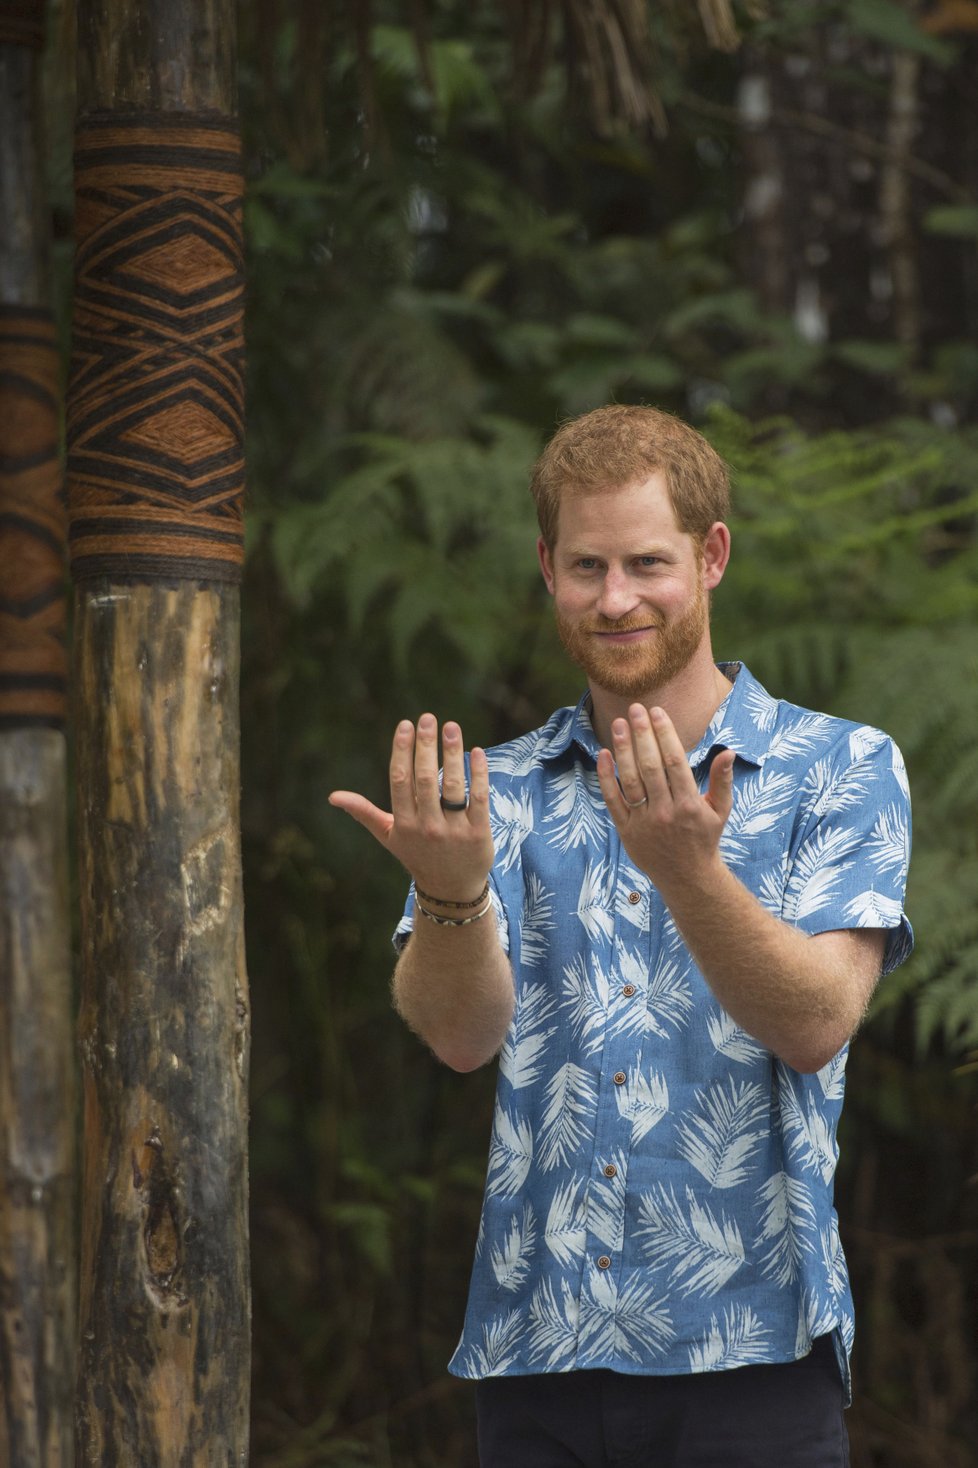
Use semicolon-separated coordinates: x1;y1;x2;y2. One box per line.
217;1;978;1463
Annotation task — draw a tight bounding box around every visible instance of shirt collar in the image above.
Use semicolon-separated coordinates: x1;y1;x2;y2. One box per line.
538;663;774;770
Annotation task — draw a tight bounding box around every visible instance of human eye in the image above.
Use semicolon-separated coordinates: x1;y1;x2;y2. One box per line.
636;555;661;569
575;557;600;571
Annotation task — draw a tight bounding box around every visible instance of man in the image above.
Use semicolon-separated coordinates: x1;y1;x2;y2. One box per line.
330;405;912;1467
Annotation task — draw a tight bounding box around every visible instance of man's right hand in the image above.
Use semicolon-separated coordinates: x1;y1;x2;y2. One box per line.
329;713;494;903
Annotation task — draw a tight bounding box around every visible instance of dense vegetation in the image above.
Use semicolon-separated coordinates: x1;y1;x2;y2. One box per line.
96;2;973;1463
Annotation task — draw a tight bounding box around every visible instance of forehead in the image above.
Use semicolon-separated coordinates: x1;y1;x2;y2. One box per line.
554;472;686;549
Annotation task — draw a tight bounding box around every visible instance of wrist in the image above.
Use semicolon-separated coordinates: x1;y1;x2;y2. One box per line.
414;878;491;914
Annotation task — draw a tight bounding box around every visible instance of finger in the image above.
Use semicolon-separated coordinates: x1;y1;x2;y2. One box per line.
389;719;418;821
596;747;629;819
610;717;649;805
414;711;442;815
467;746;491;827
328;791;396;844
706;747;736;822
440;721;467;809
645;706;697;797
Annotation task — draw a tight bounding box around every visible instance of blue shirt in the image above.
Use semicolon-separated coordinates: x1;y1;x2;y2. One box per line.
395;663;913;1393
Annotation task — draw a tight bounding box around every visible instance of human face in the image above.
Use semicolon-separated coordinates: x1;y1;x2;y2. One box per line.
538;474;724;702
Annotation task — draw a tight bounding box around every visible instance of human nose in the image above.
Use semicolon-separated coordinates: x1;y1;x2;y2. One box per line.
595;566;639;621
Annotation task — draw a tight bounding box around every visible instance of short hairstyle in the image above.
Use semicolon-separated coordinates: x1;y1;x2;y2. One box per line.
530;404;731;549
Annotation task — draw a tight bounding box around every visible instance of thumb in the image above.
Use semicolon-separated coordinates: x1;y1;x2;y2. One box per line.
705;750;735;821
328;791;396;844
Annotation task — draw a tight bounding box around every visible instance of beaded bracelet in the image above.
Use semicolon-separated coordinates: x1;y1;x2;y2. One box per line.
415;880;490;910
415;893;494;927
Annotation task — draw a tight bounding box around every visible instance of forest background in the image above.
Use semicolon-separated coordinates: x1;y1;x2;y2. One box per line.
39;1;978;1465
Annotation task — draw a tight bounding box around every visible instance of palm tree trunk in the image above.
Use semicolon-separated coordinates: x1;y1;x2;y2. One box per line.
68;2;251;1461
0;3;76;1463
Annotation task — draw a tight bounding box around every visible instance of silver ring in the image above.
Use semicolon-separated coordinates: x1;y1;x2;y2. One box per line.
623;794;649;809
440;796;469;812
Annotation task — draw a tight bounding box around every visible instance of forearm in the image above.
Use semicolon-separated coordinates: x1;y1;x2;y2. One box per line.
392;905;515;1072
660;855;872;1072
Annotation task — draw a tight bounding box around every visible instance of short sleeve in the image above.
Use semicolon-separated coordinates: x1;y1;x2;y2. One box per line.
783;727;913;975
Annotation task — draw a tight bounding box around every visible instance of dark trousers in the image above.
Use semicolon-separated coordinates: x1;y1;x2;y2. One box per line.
475;1336;849;1468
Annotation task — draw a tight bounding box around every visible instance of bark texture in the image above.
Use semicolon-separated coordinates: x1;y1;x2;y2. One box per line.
71;1;251;1461
0;736;75;1468
73;585;250;1466
0;18;76;1468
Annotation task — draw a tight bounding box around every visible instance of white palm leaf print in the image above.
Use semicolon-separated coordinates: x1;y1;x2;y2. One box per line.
843;889;904;927
615;1059;669;1143
582;1266;675;1362
820;1218;847;1303
866;803;910;876
763;717;835;765
720;771;796;863
754;1171;817;1287
816;1051;847;1102
586;1149;628;1251
576;858;616;943
688;1304;770;1372
486;1103;534;1198
520;872;556;968
528;1277;579;1370
676;1078;766;1189
744;680;778;731
544;1178;587;1266
849;725;887;762
644;948;694;1039
706;1008;766;1065
560;953;612;1055
778;1071;838;1183
543;766;608;852
635;1184;745;1297
891;745;910;800
489;788;535;875
463;1306;526;1376
839;1312;855;1355
499;981;558;1091
489;729;548;776
796;1289;836;1350
537;1062;598;1171
783;825;862;921
491;1204;537;1293
755;865;786;914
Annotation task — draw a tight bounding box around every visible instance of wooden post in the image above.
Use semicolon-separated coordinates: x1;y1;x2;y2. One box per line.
0;2;76;1463
68;1;251;1462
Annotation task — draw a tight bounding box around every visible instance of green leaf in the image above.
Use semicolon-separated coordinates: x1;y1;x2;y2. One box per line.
848;0;957;64
923;205;978;239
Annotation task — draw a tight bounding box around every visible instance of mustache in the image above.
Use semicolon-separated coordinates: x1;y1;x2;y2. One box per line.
584;616;663;634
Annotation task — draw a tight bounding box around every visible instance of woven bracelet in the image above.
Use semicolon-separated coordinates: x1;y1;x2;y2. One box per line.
415;893;494;928
415;881;490;910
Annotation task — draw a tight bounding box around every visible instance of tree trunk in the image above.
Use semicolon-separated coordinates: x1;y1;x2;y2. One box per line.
68;1;251;1462
0;5;76;1464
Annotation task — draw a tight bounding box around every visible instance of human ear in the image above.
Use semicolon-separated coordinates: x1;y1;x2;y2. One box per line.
701;522;731;591
537;536;556;595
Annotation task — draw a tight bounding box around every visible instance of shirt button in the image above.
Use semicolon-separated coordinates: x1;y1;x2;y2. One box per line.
627;891;641;905
613;1071;626;1085
603;1164;618;1178
621;984;636;998
597;1255;612;1270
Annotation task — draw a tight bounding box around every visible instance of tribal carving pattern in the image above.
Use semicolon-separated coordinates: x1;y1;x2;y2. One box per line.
0;308;67;728
67;114;245;584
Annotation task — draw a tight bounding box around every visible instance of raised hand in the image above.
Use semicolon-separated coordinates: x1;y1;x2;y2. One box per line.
595;703;735;897
329;713;494;902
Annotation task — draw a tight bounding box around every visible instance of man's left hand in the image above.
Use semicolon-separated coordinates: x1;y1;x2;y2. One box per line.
596;704;736;895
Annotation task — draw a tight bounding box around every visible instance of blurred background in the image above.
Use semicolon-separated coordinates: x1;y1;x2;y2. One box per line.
41;1;978;1463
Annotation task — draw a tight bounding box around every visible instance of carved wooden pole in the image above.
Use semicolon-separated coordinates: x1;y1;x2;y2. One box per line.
0;2;76;1464
68;1;251;1461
